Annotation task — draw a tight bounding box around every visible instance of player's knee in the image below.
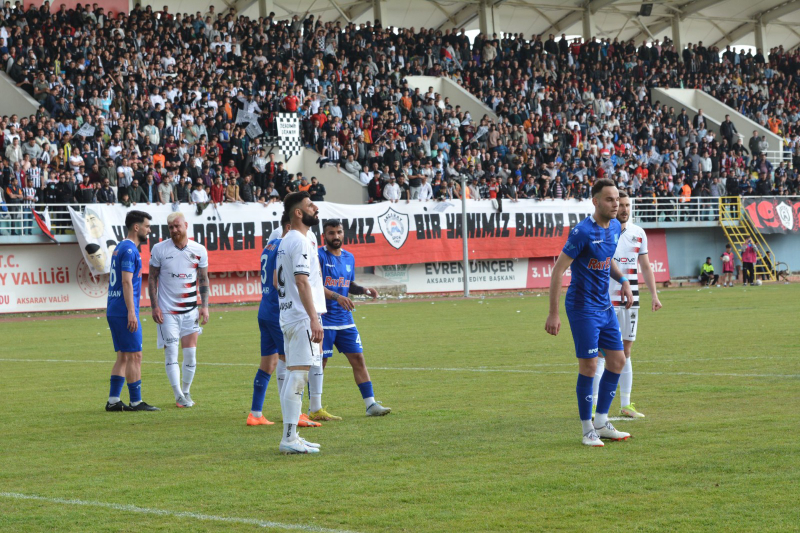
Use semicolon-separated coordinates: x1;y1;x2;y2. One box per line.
348;353;366;370
288;370;308;396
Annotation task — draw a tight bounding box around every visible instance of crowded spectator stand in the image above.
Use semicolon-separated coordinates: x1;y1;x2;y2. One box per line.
0;0;799;225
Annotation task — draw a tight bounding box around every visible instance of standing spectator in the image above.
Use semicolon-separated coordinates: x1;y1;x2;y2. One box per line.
240;175;255;203
21;178;36;235
97;179;117;205
419;176;434;201
700;257;719;287
748;131;762;158
740;237;757;286
308;177;326;202
720;244;736;287
720;115;738;146
225;177;241;203
383;176;400;203
5;177;22;234
210;177;225;204
158;175;175;205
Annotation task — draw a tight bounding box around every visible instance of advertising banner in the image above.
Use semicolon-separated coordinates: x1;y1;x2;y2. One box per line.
68;200;595;274
0;245;261;314
377;229;671;294
742;197;800;234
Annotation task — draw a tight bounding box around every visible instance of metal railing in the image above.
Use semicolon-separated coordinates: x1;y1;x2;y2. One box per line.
632;196;722;225
763;150;793;168
0;204;83;237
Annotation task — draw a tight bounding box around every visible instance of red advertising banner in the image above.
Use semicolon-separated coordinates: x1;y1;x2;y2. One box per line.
69;201;595;275
525;229;671;289
742;197;800;234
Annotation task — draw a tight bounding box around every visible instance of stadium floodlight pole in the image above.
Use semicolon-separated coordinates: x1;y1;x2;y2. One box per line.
461;174;470;298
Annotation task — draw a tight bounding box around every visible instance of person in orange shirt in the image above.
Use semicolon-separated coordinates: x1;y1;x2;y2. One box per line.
298;177;311;192
399;90;412;115
152;146;166;168
768;116;782;135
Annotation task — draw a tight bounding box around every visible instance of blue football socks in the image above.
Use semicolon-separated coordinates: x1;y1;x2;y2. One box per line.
109;375;125;403
357;381;374;399
576;374;594;421
127;380;142;405
251;369;271;415
594;369;621;428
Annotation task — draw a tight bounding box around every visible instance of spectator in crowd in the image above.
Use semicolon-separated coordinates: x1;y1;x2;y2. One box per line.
308;177;326;202
383;176;400;203
700;257;719;287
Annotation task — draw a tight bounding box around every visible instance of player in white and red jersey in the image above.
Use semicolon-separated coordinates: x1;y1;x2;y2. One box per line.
149;212;210;408
593;191;662;418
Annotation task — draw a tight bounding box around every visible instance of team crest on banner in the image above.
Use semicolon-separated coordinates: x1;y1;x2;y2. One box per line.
378;208;409;250
776;202;794;231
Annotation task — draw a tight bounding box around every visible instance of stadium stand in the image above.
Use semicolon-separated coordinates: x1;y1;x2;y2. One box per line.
1;1;799;216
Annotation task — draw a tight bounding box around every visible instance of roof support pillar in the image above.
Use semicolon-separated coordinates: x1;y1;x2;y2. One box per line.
478;0;495;36
671;16;682;60
258;0;273;18
582;8;594;41
754;18;765;53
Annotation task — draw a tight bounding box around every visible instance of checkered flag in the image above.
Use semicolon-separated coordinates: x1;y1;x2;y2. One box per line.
276;113;302;161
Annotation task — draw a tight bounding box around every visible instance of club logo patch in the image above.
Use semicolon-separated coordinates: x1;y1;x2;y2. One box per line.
776;202;793;230
378;208;409;250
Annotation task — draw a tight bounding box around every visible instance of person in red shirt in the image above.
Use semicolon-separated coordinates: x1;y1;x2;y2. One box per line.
210;176;225;204
282;87;299;113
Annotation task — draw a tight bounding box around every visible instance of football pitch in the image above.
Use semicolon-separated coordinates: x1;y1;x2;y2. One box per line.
1;285;798;532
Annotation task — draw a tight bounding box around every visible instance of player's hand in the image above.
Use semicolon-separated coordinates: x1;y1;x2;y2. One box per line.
310;317;324;343
652;298;662;312
127;312;138;333
622;281;634;309
336;294;355;311
152;306;164;324
365;287;378;299
199;307;209;325
545;313;561;336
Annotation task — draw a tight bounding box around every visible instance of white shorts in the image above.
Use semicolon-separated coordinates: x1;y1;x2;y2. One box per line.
156;308;203;348
282;317;322;368
615;306;639;342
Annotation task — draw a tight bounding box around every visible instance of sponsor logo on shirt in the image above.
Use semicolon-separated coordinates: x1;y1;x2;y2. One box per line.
325;276;351;288
587;257;611;270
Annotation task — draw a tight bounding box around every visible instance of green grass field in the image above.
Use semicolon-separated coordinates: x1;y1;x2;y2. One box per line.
1;284;799;532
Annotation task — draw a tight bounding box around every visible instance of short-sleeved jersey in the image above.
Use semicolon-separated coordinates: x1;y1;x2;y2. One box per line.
149;239;209;315
319;246;356;329
277;229;326;327
562;216;621;312
258;238;281;321
107;239;142;317
609;222;648;309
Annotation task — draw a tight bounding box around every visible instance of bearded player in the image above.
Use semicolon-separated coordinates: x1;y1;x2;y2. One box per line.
105;210;160;412
149;212;210;408
545;179;634;447
592;191;662;419
305;219;391;421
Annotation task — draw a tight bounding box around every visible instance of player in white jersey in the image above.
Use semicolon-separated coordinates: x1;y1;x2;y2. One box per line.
276;191;326;454
593;191;662;418
149;212;210;408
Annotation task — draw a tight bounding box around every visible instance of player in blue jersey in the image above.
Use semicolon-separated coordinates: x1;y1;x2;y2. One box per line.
248;213;321;428
105;210;160;412
306;219;392;420
545;179;633;446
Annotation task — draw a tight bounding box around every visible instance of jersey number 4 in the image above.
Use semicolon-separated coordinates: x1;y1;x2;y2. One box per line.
109;259;117;287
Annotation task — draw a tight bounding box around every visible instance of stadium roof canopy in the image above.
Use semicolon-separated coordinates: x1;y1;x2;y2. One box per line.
167;0;800;51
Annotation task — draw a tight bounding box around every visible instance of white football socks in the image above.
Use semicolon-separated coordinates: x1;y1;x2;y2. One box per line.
276;359;287;395
594;412;608;429
363;396;375;408
164;344;183;400
308;365;324;412
581;420;595;434
592;357;605;407
182;347;196;395
281;370;307;443
620;358;633;407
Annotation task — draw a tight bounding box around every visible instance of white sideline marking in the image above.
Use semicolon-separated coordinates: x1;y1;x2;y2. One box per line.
0;492;358;533
0;358;797;379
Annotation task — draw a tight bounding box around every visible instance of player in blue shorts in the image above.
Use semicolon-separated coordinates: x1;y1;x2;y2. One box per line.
105;210;160;412
306;219;392;420
248;213;321;428
545;179;633;446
